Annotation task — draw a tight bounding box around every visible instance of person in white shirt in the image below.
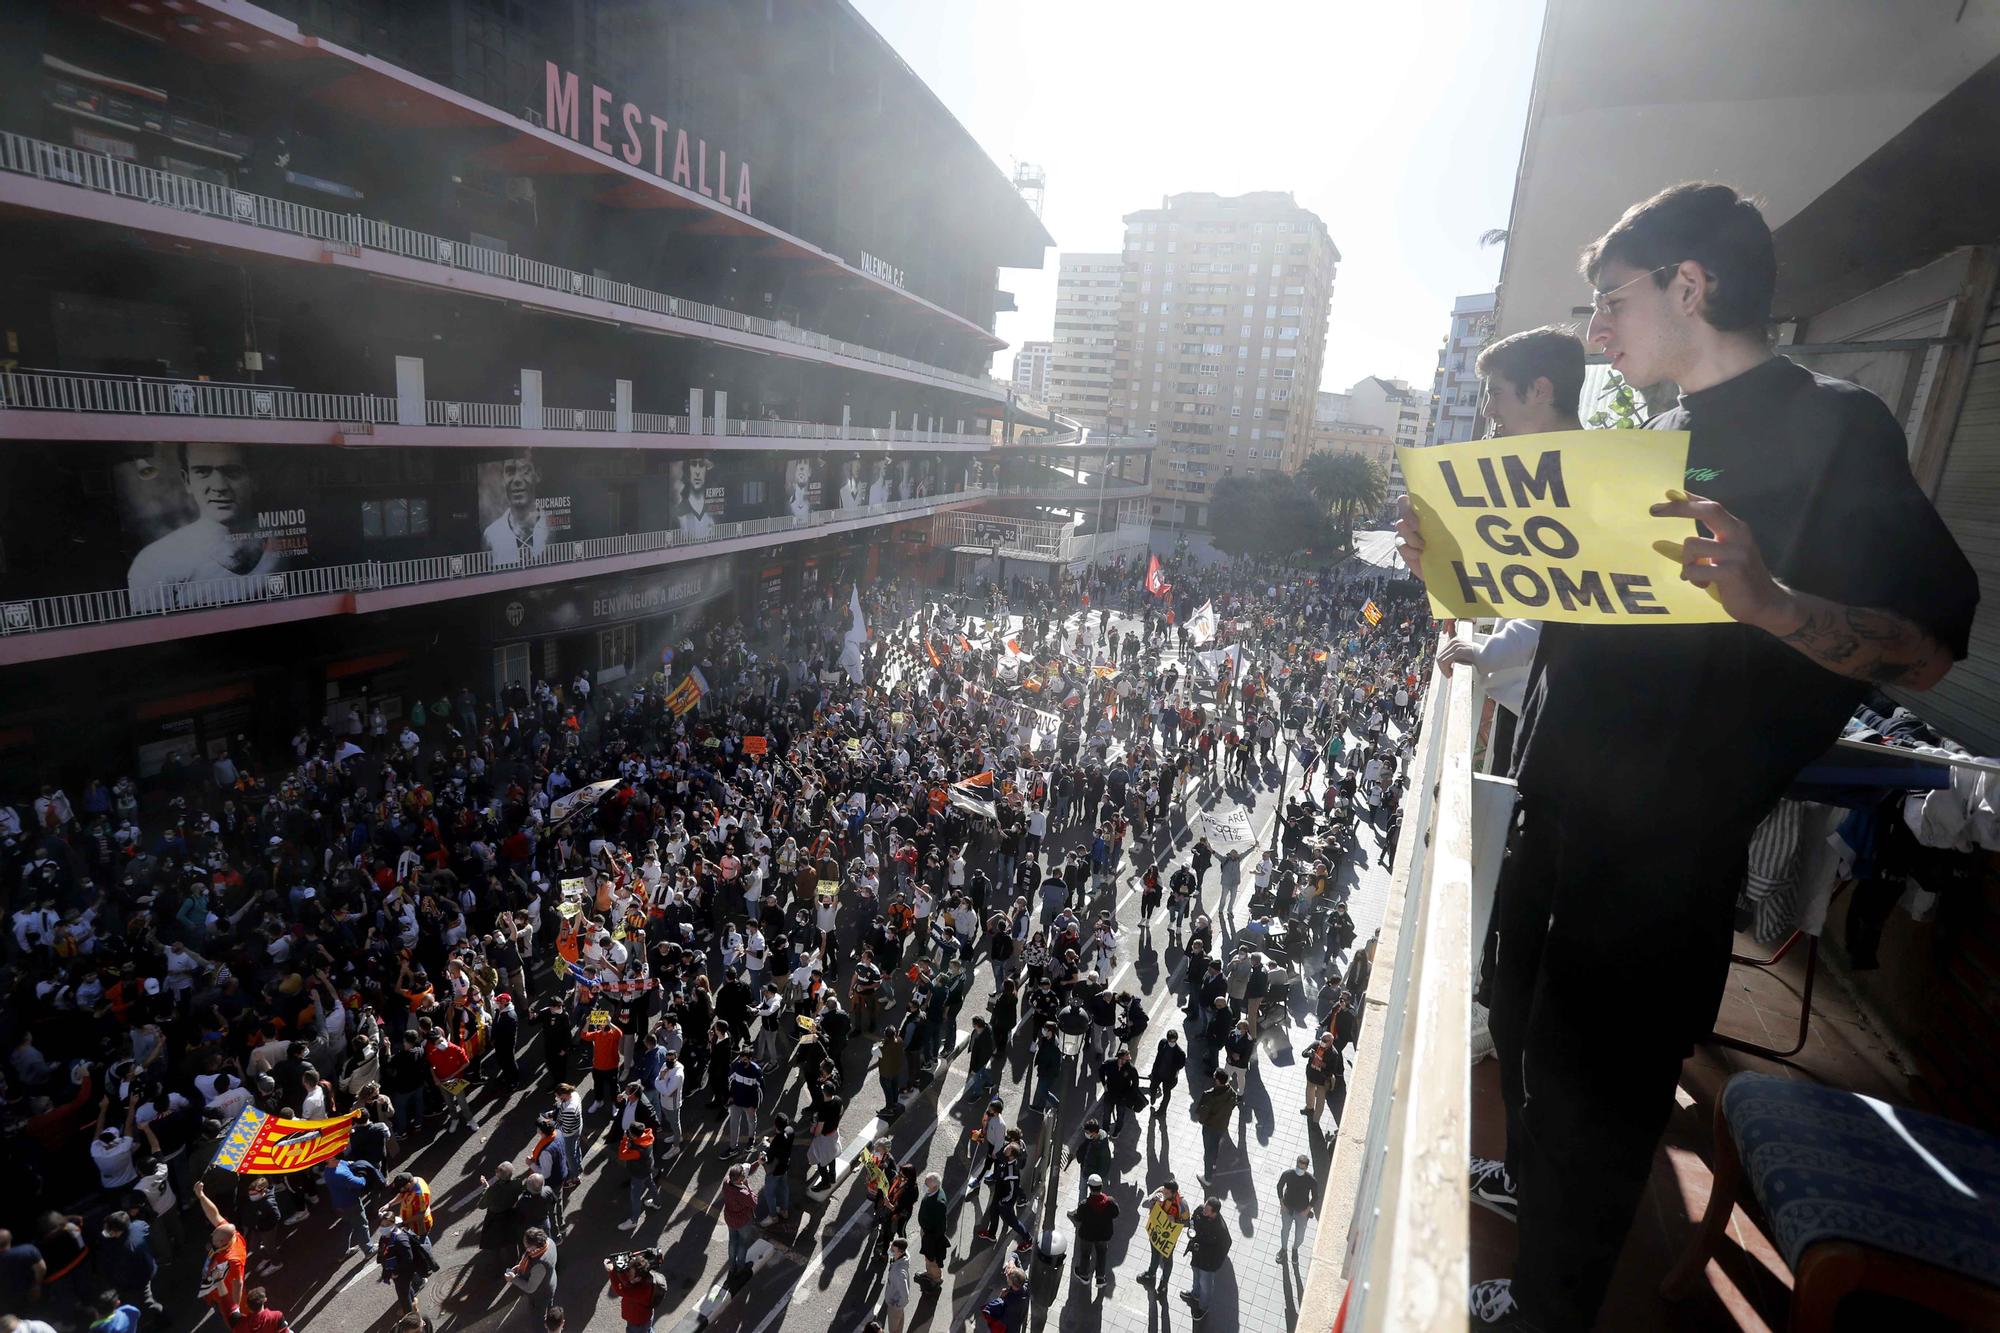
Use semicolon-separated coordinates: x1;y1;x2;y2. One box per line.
1437;620;1541;717
299;1070;333;1120
204;1073;253;1123
91;1122;141;1191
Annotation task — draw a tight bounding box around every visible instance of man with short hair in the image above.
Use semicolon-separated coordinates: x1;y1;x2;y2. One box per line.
1435;327;1587;708
1403;182;1978;1331
1182;1196;1230;1320
506;1227;559;1323
95;1213;164;1324
1275;1154;1316;1264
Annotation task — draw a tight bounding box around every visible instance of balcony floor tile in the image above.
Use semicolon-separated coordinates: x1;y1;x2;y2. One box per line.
1470;928;1919;1331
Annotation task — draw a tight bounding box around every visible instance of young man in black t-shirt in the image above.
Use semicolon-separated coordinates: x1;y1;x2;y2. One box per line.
1402;183;1978;1331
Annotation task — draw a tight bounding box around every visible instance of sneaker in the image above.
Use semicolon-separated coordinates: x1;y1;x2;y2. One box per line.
1469;1157;1518;1222
1468;1278;1517;1325
617;1218;640;1231
586;1100;604;1114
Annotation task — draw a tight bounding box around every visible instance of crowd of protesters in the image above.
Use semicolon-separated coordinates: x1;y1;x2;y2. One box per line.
0;538;1430;1332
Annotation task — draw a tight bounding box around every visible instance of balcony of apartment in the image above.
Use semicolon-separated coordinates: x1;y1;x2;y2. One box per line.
1301;625;1987;1333
0;131;1002;404
0;368;1001;454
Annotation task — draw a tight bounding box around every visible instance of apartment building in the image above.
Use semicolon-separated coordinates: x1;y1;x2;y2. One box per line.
1107;192;1338;529
1011;339;1054;400
1310;391;1396;471
1047;252;1122;432
1428;290;1497;442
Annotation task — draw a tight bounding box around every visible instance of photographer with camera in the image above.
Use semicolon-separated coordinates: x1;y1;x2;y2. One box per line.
604;1246;669;1332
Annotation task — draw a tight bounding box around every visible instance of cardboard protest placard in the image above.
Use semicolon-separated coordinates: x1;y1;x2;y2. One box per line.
1397;430;1729;624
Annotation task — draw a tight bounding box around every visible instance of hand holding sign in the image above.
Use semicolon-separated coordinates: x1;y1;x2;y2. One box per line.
1647;489;1789;630
1398;431;1729;625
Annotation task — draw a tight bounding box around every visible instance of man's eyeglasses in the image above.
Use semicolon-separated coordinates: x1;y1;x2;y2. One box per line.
1590;265;1676;320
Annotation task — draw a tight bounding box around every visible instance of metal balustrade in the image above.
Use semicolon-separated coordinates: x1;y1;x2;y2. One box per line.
0;128;1000;398
0;368;396;423
0;487;999;637
0;368;1044;446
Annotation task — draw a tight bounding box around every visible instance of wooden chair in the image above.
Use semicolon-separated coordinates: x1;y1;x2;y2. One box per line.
1662;1072;2000;1331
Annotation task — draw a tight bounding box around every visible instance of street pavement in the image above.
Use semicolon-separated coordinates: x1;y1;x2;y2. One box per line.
191;607;1402;1333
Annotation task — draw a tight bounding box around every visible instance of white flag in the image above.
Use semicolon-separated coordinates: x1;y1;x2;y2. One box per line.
839;585;868;682
1186;601;1219;647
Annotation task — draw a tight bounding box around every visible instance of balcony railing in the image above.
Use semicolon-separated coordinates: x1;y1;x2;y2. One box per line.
0;487;997;637
0;129;998;399
1303;626;1494;1332
0;368;1019;447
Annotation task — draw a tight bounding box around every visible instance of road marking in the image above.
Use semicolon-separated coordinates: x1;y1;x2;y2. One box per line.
741;1028;972;1333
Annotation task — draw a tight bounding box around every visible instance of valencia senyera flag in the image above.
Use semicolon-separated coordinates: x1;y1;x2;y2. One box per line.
210;1107;361;1175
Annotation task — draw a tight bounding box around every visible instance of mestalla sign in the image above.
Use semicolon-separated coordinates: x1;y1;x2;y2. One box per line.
545;63;752;215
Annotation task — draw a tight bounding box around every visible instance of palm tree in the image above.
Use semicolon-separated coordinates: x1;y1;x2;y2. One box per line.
1299;451;1386;549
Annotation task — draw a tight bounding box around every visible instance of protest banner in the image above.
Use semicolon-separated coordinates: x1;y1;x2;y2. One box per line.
1397;430;1730;624
742;735;768;756
1203;809;1256;843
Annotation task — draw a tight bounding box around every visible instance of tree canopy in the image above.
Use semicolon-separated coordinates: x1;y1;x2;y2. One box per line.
1298;450;1387;546
1207;472;1337;560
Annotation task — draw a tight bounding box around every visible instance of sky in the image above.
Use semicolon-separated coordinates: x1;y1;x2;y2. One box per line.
850;0;1546;396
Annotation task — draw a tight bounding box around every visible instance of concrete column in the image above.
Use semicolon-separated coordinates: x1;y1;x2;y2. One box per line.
520;369;542;431
395;356;425;426
712;390;727;437
889;410;898;439
689;388;704;437
614;379;633;433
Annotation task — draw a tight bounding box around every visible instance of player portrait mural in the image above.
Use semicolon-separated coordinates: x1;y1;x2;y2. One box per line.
477;451;572;565
120;441;307;605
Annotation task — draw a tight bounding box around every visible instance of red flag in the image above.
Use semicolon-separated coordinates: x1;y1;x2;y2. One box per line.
957;635;972;653
1145;555;1171;598
925;638;941;667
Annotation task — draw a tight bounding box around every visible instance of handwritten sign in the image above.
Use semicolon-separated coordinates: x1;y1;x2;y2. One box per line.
1204;809;1256;844
1147;1201;1186;1256
741;735;768;756
1397;431;1728;624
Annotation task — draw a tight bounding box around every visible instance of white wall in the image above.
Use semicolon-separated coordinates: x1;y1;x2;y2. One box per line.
1496;0;2000;337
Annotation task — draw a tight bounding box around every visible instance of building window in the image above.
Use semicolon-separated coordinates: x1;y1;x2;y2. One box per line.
361;497;431;540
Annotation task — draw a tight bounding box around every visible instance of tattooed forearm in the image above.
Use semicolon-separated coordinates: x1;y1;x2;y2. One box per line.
1773;592;1949;689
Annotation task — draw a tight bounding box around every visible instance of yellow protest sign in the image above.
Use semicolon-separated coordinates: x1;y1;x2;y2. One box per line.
1397;430;1729;624
1146;1201;1186;1256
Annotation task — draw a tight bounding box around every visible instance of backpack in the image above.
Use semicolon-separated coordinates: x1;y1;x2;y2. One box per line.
648;1270;672;1310
378;1226;417;1275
